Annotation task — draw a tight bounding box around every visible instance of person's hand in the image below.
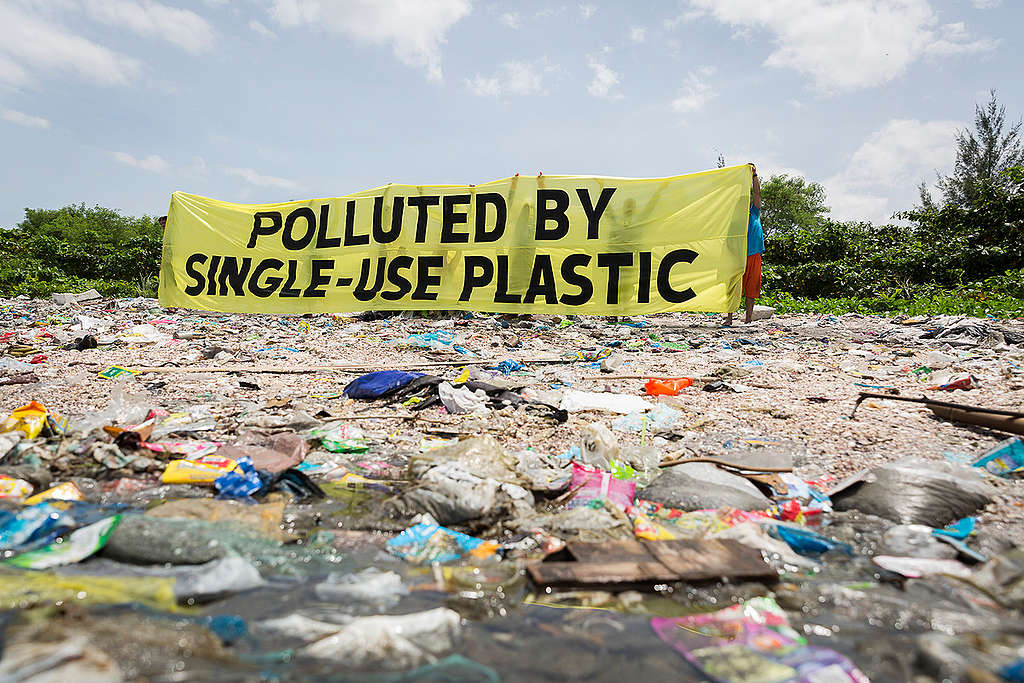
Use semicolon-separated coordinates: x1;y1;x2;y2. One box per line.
749;163;757;176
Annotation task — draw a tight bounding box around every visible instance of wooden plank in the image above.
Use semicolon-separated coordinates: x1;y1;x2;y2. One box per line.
930;405;1024;436
527;560;679;587
737;473;786;490
646;539;771;580
566;539;650;562
656;456;792;472
120;357;576;375
528;539;775;590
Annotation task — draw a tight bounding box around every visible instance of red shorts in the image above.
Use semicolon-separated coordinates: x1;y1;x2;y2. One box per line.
742;253;762;299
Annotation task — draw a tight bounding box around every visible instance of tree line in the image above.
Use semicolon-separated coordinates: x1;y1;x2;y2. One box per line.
1;92;1021;315
0;206;163;299
758;91;1023;315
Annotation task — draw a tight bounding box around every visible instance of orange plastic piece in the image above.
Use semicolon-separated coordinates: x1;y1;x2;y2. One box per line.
644;378;693;396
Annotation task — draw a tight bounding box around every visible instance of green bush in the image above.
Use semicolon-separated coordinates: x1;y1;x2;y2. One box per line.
0;204;162;299
3;170;1022;318
758;166;1023;314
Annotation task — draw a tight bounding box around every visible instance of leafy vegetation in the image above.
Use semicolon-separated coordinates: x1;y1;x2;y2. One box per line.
921;90;1023;209
0;204;162;299
759;174;829;239
760;290;1024;319
756;91;1024;319
2;96;1021;317
762;165;1024;318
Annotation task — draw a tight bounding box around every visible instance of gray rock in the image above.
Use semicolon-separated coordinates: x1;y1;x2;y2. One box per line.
58;556;265;603
52;289;102;305
639;463;771;511
101;515;228;565
703;449;794;472
832;457;993;527
879;524;958;559
101;514;338;575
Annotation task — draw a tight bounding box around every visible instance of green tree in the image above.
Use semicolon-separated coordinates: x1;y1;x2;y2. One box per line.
0;204;163;298
901;165;1024;285
759;174;830;238
926;90;1023;208
17;203;162;243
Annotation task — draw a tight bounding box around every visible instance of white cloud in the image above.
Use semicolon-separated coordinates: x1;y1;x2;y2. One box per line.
0;4;141;87
722;122;957;223
586;56;622;100
718;150;805;180
501;61;548;95
249;20;278;39
466;59;554;97
686;0;995;92
466;75;500;97
825;118;960;221
500;12;520;29
111;151;170;173
629;27;646;43
663;10;702;30
82;0;216;54
185;156;209;179
972;0;1001;7
670;66;716;114
0;107;50;129
579;3;596;19
224;166;302;191
269;0;471;82
0;55;29;87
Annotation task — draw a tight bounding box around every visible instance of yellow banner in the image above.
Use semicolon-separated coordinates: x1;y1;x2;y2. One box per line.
158;165;751;314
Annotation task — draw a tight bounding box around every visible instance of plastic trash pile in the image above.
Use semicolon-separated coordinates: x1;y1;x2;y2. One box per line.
1;294;1024;680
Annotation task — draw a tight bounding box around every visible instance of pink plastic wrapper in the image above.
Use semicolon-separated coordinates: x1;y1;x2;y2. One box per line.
651;598;870;682
567;463;636;509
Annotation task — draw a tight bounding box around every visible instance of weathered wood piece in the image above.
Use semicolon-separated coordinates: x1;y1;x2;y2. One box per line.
527;538;775;590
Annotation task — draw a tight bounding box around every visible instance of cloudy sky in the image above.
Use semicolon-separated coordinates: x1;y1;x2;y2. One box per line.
1;0;1020;228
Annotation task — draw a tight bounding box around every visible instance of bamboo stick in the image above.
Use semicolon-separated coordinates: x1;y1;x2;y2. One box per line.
117;358;572;374
853;392;1024;419
854;391;1024;435
657;456;793;472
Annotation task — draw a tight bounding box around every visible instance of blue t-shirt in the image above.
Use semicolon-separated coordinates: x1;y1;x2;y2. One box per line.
747;204;764;256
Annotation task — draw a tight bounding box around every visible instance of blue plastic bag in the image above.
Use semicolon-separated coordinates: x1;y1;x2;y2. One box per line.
1001;658;1024;682
343;371;425;399
489;360;524;375
0;503;75;552
772;524;852;557
215;457;264;499
406;331;455;348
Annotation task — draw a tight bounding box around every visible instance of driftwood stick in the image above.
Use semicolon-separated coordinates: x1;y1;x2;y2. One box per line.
117;358;573;374
583;375;720;383
657;456;793;472
853;392;1024;419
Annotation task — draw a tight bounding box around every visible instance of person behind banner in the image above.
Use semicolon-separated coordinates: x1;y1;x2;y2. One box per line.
725;164;763;326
